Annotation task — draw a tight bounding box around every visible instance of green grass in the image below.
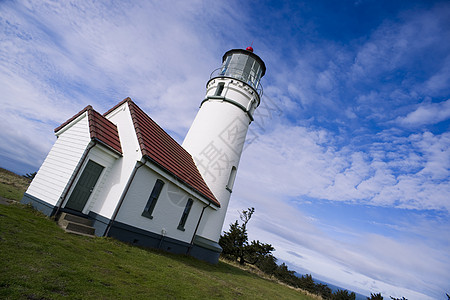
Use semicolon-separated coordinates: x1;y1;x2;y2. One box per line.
0;168;31;201
0;173;314;299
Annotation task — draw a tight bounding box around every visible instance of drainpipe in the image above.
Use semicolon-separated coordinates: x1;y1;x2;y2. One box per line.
53;140;97;218
158;228;167;249
187;202;211;255
104;158;146;237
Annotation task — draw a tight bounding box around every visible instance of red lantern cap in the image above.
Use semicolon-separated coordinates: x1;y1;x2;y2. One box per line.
246;46;254;52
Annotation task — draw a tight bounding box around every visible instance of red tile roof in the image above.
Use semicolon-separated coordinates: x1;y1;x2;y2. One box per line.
55;105;122;155
105;98;220;207
87;108;123;154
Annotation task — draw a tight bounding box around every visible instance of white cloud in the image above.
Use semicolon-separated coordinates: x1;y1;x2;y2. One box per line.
234;123;450;212
397;99;450;127
0;0;247;169
344;3;450;126
222;117;450;297
351;4;449;81
423;55;450;95
2;1;449;298
225;179;448;299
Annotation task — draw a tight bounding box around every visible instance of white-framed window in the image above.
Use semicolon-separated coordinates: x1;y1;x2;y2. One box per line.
226;166;237;192
142;179;164;219
215;82;225;96
177;198;194;231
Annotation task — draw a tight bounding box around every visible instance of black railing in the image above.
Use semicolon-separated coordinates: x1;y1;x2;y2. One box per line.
210;67;263;98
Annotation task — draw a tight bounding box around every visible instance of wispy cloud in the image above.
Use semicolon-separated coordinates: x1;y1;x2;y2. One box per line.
235;122;449;212
396;99;450;127
0;0;244;169
227;118;449;297
226;188;448;299
1;1;449;298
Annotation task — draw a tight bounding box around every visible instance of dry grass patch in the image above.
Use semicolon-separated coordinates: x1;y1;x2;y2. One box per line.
0;168;31;201
220;258;323;300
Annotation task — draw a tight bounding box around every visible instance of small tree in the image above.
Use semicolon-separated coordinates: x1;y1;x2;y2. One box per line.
23;172;36;180
243;240;275;264
333;289;356;300
316;283;333;299
255;254;278;275
220;207;275;265
219;220;247;261
274;262;296;285
299;274;316;293
368;293;383;300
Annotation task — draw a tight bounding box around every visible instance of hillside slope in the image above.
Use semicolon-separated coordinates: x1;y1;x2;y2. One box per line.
0;173;314;299
0;167;31;201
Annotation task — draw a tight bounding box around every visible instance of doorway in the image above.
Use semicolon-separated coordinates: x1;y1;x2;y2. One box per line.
65;160;104;212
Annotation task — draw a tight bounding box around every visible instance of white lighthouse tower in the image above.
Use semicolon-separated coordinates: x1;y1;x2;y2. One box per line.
183;47;266;245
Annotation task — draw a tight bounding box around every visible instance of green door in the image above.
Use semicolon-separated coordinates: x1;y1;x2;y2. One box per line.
65;160;104;212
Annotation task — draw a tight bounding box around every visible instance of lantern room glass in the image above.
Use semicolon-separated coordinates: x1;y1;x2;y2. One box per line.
219;52;263;90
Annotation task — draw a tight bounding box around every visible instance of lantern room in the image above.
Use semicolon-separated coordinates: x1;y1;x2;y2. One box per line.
214;48;266;95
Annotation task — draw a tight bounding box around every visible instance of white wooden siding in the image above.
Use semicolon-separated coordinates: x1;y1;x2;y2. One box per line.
26;113;91;206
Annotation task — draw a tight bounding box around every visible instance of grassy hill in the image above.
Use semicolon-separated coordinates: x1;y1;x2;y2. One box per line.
0;168;316;299
0;168;31;201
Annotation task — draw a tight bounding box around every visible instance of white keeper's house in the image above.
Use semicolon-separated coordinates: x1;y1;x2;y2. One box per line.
22;47;266;263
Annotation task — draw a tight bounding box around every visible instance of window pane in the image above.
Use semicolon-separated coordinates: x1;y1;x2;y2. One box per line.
215;83;225;96
142;179;164;219
178;198;194;230
226;166;237;192
220;56;231;75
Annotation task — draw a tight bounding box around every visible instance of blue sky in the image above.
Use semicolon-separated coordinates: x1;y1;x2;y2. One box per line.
1;1;449;298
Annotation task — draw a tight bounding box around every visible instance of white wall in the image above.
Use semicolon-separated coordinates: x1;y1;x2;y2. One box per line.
115;165;207;244
26;112;90;206
206;78;260;115
93;102;143;219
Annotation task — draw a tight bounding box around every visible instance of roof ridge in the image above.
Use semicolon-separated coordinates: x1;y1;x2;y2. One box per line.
55;104;122;155
54;105;92;133
127;100;186;150
87;107;97;140
103;97;132;117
